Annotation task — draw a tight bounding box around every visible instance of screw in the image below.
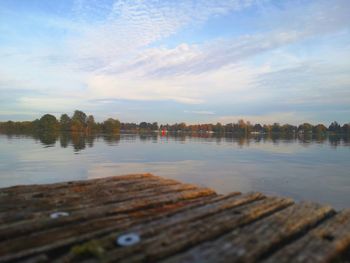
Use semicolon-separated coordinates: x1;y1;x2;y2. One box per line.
50;211;69;219
116;233;140;246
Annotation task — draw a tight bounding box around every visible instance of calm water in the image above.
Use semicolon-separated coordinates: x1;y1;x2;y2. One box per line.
1;133;349;209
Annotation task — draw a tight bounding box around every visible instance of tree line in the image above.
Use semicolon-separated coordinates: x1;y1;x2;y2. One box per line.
0;110;349;135
3;132;349;152
159;120;350;135
0;110;120;134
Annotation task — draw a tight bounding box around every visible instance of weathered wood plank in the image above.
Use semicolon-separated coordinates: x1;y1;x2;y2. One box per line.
1;175;179;201
163;202;334;263
263;209;350;263
0;184;204;240
0;177;182;215
0;174;348;263
0;193;244;262
0;187;216;242
0;174;156;194
0;181;194;222
0;192;219;262
55;192;263;262
64;196;293;263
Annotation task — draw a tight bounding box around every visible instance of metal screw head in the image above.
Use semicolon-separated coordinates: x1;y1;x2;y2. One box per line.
50;211;69;219
116;233;140;247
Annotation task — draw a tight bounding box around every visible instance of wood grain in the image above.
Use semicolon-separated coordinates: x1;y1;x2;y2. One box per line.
0;173;349;263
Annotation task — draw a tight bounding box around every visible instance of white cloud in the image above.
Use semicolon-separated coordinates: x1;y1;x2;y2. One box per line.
184;110;215;115
84;63;265;104
64;0;349;107
218;112;310;125
69;0;257;67
1;0;350;122
17;97;88;112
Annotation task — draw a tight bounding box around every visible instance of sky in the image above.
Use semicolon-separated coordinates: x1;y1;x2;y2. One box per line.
0;0;349;125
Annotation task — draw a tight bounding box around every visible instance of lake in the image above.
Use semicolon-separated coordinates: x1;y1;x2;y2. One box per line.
0;132;349;209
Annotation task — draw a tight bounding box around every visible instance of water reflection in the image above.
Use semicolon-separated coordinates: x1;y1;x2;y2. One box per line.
1;131;349;209
2;131;349;151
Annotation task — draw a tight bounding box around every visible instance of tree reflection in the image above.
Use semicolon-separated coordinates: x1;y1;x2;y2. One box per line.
35;131;59;146
71;133;86;152
0;131;349;150
102;134;120;145
59;132;71;148
329;135;342;148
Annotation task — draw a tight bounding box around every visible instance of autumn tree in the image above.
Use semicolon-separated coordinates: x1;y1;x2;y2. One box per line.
103;118;121;134
86;115;97;133
71;110;87;132
298;123;313;134
313;124;327;134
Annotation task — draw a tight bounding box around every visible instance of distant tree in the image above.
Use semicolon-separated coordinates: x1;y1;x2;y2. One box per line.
71;110;87;132
103;118;121;134
86;115;97;133
237;119;247;134
213;122;224;133
72;110;87;124
31;119;40;130
253;124;263;133
139;122;148;130
38;114;59;132
151;122;159;131
60;114;71;131
298;123;313;134
178;122;187;131
225;123;234;133
121;122;138;131
313;124;327;134
281;124;296;134
328;121;341;133
263;124;272;133
272;123;281;133
246;121;253;134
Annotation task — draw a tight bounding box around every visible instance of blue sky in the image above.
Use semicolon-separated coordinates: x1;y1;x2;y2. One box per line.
0;0;349;124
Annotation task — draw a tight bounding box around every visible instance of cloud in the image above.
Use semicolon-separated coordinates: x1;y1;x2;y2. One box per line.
96;0;350;77
1;0;350;122
69;0;257;68
69;0;350;108
184;110;215;115
218;112;309;125
254;57;350;106
84;63;266;105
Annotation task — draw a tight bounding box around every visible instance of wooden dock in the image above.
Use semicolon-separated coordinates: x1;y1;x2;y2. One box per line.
0;173;349;263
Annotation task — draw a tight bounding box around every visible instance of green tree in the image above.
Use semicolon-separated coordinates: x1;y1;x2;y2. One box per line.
213;122;224;133
281;124;296;134
151;122;159;131
263;124;272;133
60;114;71;131
38;114;59;132
86;115;97;133
103;118;121;134
71;110;87;132
253;124;263;133
328;121;341;133
139;122;148;130
271;123;281;133
298;123;313;134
